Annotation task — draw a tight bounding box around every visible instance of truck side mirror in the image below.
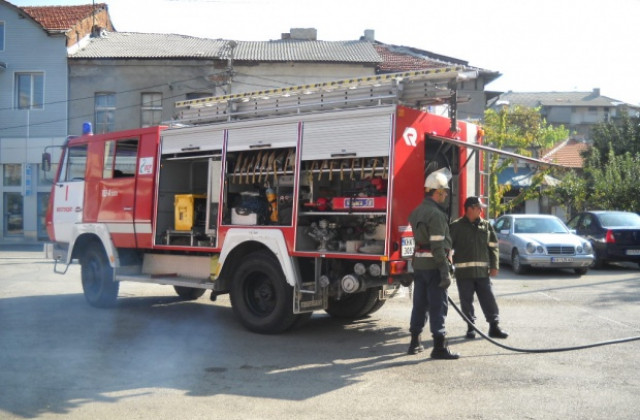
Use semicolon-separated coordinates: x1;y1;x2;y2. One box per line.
42;152;51;172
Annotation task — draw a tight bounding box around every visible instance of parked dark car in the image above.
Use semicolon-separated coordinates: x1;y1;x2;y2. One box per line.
566;211;640;268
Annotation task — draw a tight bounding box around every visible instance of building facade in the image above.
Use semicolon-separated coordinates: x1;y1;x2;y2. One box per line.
0;1;112;242
489;89;640;140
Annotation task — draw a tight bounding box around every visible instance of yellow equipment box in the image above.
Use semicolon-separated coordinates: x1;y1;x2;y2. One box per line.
174;194;206;231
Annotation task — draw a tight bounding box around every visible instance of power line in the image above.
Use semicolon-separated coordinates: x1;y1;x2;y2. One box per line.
0;71;364;132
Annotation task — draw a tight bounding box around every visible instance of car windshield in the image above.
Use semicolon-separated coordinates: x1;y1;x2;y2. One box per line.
597;212;640;227
513;217;568;234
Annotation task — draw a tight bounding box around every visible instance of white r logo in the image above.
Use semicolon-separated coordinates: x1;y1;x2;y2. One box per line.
403;127;418;147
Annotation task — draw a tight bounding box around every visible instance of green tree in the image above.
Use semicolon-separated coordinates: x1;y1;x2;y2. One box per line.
584;112;640;165
483;106;569;218
548;113;640;215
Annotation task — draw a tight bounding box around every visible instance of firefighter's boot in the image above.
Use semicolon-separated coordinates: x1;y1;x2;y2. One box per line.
407;333;424;355
430;334;459;360
488;322;509;339
465;323;476;339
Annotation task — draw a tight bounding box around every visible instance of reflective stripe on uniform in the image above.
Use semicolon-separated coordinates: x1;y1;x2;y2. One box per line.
488;242;498;247
455;261;489;268
430;235;445;241
415;252;434;257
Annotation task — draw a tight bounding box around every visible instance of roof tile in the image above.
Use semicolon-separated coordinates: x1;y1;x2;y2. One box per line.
21;3;107;31
542;139;589;168
70;32;382;62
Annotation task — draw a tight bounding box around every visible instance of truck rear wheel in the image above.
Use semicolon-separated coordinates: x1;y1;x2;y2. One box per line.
325;288;380;319
230;251;296;334
173;286;206;300
81;243;119;308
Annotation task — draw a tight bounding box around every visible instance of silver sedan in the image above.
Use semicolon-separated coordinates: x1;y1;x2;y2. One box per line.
494;214;594;275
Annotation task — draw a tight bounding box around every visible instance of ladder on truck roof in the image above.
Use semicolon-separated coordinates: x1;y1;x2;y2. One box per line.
173;66;477;127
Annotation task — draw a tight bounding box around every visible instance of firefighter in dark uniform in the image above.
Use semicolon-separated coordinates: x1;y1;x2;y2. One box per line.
407;168;459;359
450;196;508;339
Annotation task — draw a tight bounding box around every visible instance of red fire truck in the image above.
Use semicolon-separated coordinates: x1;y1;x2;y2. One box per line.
45;67;486;333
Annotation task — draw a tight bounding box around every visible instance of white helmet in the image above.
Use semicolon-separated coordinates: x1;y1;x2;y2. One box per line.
424;168;451;190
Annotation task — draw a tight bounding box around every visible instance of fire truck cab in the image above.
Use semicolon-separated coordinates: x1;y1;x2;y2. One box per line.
45;68;483;333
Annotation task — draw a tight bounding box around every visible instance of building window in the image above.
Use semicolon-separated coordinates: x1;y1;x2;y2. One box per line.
4;192;23;236
95;93;115;133
37;192;50;240
3;164;22;186
38;162;58;186
141;93;162;127
15;72;44;110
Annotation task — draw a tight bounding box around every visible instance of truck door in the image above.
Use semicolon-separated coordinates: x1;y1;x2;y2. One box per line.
51;144;87;243
95;138;139;248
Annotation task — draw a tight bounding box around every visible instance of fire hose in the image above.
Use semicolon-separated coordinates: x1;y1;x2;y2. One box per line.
447;296;640;353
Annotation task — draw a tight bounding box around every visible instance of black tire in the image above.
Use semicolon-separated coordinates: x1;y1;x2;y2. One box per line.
591;250;605;269
511;249;526;275
173;286;206;300
574;267;588;276
366;298;387;315
229;251;296;334
325;288;380;319
81;243;119;308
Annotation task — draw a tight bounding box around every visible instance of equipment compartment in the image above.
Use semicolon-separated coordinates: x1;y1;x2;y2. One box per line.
296;156;389;255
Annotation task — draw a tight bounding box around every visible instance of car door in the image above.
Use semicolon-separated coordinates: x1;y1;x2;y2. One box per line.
494;216;512;262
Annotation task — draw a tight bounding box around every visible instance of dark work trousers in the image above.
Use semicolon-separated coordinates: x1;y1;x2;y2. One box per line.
456;277;500;324
409;268;448;337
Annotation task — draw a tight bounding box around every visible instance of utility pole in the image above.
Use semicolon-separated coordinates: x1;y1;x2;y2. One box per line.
226;40;237;95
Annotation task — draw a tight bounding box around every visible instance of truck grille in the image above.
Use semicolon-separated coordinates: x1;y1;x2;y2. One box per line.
547;246;575;255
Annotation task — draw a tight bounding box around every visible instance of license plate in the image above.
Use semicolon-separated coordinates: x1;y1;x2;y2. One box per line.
551;257;574;263
401;237;415;258
626;249;640;255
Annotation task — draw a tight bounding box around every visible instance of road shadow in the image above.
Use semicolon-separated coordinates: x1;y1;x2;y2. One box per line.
0;292;412;418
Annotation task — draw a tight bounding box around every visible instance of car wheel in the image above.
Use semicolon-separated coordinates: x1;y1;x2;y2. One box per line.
511;249;526;274
591;251;604;269
574;267;588;276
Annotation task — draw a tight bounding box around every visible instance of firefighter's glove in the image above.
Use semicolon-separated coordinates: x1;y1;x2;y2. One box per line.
438;265;452;289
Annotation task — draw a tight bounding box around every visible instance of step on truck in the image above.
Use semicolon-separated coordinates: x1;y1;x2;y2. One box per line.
44;67;484;333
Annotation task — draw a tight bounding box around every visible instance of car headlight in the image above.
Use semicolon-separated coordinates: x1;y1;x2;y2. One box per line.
577;245;583;253
582;242;592;254
526;242;536;254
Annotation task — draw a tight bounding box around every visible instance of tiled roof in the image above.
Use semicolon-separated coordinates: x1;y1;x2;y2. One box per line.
374;43;499;83
542;138;589;168
71;32;228;58
374;43;469;73
70;32;382;62
495;91;630;108
236;40;381;62
374;44;459;72
21;3;107;31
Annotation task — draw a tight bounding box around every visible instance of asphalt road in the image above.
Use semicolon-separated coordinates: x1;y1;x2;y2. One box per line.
1;247;639;420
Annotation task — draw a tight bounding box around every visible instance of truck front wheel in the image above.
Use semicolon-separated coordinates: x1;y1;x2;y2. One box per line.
81;243;119;308
230;251;296;334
